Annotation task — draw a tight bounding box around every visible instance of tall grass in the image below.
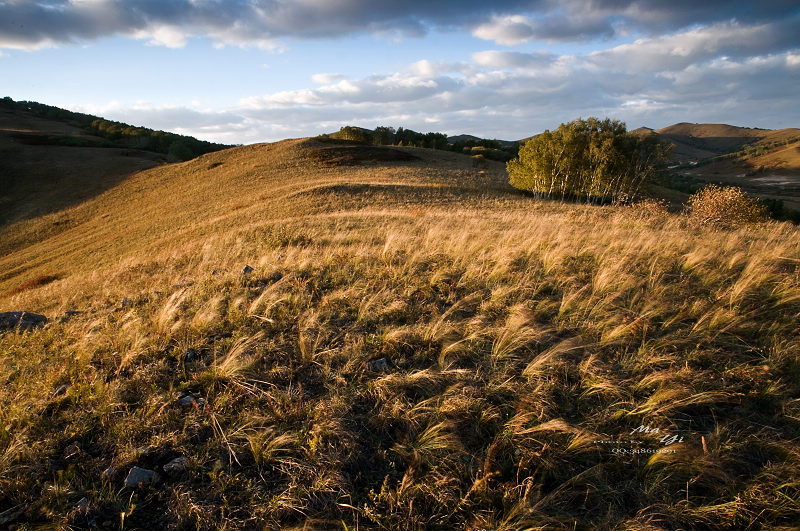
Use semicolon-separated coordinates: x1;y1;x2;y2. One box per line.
1;139;799;528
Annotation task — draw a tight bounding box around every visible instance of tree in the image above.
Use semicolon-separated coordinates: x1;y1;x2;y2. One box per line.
508;117;670;203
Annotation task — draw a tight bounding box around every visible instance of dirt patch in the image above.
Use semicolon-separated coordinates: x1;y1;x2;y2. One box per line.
307;145;419;166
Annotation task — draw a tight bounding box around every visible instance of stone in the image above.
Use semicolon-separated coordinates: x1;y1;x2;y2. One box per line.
177;393;205;408
367;358;390;372
0;311;47;331
163;456;190;478
184;348;197;362
52;384;69;397
242;265;255;275
124;466;160;488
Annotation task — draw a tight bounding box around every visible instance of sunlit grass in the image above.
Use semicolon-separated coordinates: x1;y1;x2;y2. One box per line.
1;138;799;528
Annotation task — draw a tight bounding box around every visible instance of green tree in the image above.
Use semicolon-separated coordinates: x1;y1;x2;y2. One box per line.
508;117;670;203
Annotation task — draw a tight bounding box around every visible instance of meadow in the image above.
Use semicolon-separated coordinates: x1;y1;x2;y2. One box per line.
1;138;799;529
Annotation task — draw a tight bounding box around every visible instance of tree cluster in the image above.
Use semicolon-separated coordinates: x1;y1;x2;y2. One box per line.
325;125;518;160
507;117;670;203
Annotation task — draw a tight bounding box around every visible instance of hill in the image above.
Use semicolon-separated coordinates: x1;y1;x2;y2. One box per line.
633;122;800;213
0;105;166;228
1;130;799;528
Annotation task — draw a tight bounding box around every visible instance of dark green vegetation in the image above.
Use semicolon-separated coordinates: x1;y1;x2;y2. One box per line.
322;125;517;162
0;97;230;161
507;118;671;203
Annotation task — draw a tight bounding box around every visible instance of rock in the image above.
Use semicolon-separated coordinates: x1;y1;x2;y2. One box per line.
269;271;283;282
120;297;131;309
184;348;197;362
177;393;205;408
242;265;255;275
101;467;116;480
124;466;160;488
0;311;47;331
74;497;89;512
367;358;390;372
0;504;25;525
163;456;190;478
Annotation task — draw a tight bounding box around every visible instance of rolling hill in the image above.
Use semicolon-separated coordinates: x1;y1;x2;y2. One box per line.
1;110;800;529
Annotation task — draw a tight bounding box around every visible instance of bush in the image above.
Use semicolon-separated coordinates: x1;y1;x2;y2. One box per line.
686;185;768;225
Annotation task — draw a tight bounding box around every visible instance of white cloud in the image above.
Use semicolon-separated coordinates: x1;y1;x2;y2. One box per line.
472;15;535;46
312;73;344;84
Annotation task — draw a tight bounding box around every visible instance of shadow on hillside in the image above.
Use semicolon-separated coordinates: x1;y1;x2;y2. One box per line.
0;131;166;227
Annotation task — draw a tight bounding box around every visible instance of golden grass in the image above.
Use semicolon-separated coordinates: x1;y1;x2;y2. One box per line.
1;138;799;528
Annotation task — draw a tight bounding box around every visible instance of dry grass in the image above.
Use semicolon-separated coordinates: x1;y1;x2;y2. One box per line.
0;138;799;529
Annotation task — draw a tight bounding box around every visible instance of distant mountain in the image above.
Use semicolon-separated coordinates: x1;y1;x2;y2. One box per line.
645;122;800;163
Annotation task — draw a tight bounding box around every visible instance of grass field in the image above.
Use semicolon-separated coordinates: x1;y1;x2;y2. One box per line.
1;137;800;529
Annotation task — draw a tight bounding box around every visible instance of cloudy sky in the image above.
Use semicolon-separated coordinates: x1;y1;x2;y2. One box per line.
1;1;798;144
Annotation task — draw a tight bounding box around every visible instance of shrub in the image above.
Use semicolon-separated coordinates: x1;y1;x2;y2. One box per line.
686;185;768;225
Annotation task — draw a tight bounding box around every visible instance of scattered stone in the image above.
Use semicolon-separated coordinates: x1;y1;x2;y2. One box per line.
242;265;255;275
74;497;89;512
124;466;160;488
101;467;116;480
0;504;24;525
120;297;131;309
163;456;190;478
184;348;197;362
211;269;218;275
269;271;283;282
367;358;390;372
177;393;205;408
0;311;47;331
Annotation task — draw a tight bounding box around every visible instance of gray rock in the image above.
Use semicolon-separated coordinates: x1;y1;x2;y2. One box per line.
0;311;47;331
74;497;89;512
101;466;115;480
242;265;255;275
177;394;205;408
163;456;190;477
184;348;197;362
124;466;160;488
120;297;131;309
367;358;390;372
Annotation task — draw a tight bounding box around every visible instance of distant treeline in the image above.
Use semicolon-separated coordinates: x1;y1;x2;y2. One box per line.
1;97;230;161
322;125;518;161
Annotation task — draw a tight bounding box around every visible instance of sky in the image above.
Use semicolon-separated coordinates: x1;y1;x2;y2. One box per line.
1;1;798;144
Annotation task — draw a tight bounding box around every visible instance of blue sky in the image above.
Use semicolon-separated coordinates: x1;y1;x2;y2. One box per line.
1;1;798;144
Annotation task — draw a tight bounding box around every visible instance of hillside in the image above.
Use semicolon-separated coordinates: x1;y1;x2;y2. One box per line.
1;134;799;529
0;106;166;227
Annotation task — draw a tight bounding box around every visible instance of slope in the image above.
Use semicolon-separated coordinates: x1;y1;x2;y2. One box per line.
1;136;799;530
0;106;166;227
0;137;512;295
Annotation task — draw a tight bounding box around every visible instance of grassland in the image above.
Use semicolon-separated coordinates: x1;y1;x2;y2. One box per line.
1;137;800;529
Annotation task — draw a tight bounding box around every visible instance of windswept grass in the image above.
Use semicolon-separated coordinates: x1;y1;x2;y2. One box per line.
1;138;799;529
